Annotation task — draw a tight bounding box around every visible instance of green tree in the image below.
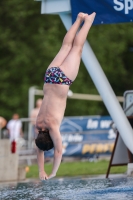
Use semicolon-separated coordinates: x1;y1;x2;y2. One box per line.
0;0;133;120
0;0;65;119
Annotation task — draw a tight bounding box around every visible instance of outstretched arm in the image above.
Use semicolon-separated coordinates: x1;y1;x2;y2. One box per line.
48;132;62;179
36;147;48;180
48;149;62;179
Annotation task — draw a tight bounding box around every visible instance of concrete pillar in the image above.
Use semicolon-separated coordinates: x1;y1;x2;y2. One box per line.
0;140;19;182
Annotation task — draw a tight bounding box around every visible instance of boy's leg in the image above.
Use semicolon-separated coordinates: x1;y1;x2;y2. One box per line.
47;13;85;69
59;13;96;81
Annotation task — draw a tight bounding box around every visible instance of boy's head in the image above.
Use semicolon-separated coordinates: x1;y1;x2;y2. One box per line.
35;130;54;151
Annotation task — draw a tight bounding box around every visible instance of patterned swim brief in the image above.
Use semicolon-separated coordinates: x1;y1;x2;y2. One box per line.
44;67;73;86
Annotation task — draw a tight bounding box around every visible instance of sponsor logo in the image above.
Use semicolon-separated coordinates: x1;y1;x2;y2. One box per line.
100;120;112;128
86;119;112;129
114;0;133;14
86;119;98;129
82;143;114;154
62;134;83;143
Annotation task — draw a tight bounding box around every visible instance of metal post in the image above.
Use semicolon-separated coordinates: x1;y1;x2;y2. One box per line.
0;126;1;139
28;86;36;149
28;86;37;117
59;13;133;154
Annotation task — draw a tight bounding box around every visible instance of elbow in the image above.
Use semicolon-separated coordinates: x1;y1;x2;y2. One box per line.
54;148;62;158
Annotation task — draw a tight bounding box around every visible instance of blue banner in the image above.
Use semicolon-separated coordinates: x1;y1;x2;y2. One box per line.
60;116;112;132
45;116;116;158
61;131;115;144
45;142;114;157
71;0;133;25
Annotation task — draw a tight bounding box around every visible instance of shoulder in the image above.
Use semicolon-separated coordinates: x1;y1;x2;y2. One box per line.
30;108;39;116
7;119;13;127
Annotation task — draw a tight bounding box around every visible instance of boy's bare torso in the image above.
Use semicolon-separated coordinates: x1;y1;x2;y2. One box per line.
36;83;69;130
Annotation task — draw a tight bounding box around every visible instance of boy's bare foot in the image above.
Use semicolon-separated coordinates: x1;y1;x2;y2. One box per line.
85;12;96;23
77;12;86;23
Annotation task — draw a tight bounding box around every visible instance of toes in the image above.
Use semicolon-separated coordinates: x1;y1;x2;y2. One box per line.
78;12;84;17
85;12;96;22
77;12;86;20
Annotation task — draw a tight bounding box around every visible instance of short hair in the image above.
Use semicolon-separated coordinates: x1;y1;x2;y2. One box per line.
35;130;54;151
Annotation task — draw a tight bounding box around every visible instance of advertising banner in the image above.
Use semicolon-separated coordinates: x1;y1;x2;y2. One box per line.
60;116;112;132
45;116;116;158
71;0;133;25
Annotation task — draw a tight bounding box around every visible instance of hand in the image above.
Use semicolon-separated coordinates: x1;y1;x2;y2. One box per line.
39;171;48;181
48;173;56;180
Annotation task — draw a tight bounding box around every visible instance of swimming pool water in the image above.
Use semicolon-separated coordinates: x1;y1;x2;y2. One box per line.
0;177;133;200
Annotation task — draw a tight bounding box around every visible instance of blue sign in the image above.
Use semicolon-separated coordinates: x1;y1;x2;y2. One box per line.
45;142;114;157
71;0;133;25
60;116;112;133
45;116;116;158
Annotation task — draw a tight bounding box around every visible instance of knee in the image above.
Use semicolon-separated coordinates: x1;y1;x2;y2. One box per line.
72;44;82;56
73;37;83;52
62;43;72;52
